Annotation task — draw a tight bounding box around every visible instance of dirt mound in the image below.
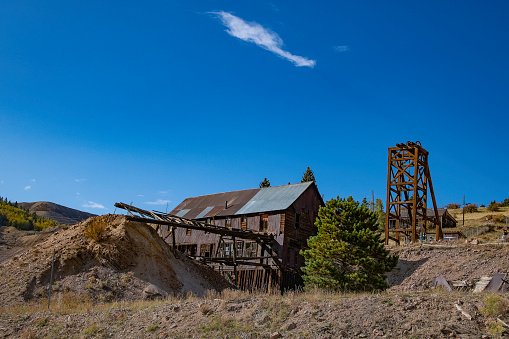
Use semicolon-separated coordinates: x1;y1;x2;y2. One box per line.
388;243;509;291
0;215;232;306
18;201;96;225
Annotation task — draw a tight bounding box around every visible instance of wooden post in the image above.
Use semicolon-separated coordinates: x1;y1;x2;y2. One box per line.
463;195;465;226
232;236;238;286
215;235;223;258
47;249;55;309
172;227;176;252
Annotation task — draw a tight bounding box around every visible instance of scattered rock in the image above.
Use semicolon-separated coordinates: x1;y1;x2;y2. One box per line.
143;284;167;300
270;332;282;339
286;322;297;331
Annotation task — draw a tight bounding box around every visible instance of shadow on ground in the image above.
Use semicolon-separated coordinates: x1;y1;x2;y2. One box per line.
388;257;429;286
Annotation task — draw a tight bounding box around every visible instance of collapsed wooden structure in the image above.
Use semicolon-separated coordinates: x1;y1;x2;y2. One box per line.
115;182;323;292
385;141;443;244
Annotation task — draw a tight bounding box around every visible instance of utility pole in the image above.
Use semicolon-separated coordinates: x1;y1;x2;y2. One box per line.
463;195;465;226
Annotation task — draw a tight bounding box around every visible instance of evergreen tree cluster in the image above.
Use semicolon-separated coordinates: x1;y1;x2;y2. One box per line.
260;166;317;188
0;196;60;231
301;167;316;183
301;196;398;292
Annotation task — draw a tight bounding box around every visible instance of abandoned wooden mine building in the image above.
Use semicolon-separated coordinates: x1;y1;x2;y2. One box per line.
399;208;457;229
163;181;324;290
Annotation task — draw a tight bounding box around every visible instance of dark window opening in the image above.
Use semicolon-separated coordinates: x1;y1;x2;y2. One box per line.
177;244;197;256
218;242;233;258
200;243;214;258
260;214;268;232
225;217;231;228
236;241;244;257
245;242;258;257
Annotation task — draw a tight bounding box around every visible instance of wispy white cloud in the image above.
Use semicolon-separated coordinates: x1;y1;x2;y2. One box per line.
75;179;86;183
24;186;31;190
137;194;145;197
334;45;350;53
31;179;36;182
268;2;279;12
158;190;170;194
145;199;171;205
1;180;4;184
212;11;316;68
83;201;106;209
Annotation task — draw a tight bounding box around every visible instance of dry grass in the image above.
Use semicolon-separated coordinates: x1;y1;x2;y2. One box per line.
84;219;106;242
448;206;509;223
0;287;364;317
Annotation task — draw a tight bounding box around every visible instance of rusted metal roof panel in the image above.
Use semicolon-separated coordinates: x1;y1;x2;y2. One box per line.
204;206;227;218
235;182;313;215
170;188;260;218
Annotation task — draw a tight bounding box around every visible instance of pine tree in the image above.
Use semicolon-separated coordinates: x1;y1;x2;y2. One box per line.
301;167;316;183
301;196;398;291
259;178;271;188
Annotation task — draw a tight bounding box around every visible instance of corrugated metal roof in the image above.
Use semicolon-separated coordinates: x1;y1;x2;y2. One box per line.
196;206;214;219
170;182;315;218
235;182;313;215
400;208;447;218
169;187;259;218
175;209;190;217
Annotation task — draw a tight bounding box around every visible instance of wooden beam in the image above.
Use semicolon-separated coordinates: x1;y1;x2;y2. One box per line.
123;215;273;241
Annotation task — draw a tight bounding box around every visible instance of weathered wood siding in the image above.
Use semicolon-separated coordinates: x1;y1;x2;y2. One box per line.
165;184;322;269
281;185;323;268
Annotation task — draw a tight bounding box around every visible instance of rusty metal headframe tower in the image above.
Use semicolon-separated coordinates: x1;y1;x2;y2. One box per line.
385;141;442;245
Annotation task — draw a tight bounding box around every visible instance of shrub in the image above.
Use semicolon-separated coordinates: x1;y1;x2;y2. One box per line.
494;215;506;223
199;303;213;315
463;204;478;213
487;321;506;337
446;203;461;209
36;318;48;327
84;220;106;242
82;324;98;337
487;201;500;212
146;324;159;333
481;294;509;317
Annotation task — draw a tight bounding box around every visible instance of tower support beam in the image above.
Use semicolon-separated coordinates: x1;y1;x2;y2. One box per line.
385;141;442;245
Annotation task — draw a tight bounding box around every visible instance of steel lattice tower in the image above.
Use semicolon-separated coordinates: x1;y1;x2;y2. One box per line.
385;141;442;244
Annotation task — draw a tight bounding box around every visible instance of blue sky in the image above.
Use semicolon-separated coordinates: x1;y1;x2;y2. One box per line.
1;1;508;214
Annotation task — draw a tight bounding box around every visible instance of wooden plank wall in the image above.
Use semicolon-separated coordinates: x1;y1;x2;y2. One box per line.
217;267;303;293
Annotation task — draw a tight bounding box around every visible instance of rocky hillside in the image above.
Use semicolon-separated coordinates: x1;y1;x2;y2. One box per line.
18;201;96;225
0;288;500;338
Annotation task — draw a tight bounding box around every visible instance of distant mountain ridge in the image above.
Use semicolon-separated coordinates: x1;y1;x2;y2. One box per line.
18;201;96;225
